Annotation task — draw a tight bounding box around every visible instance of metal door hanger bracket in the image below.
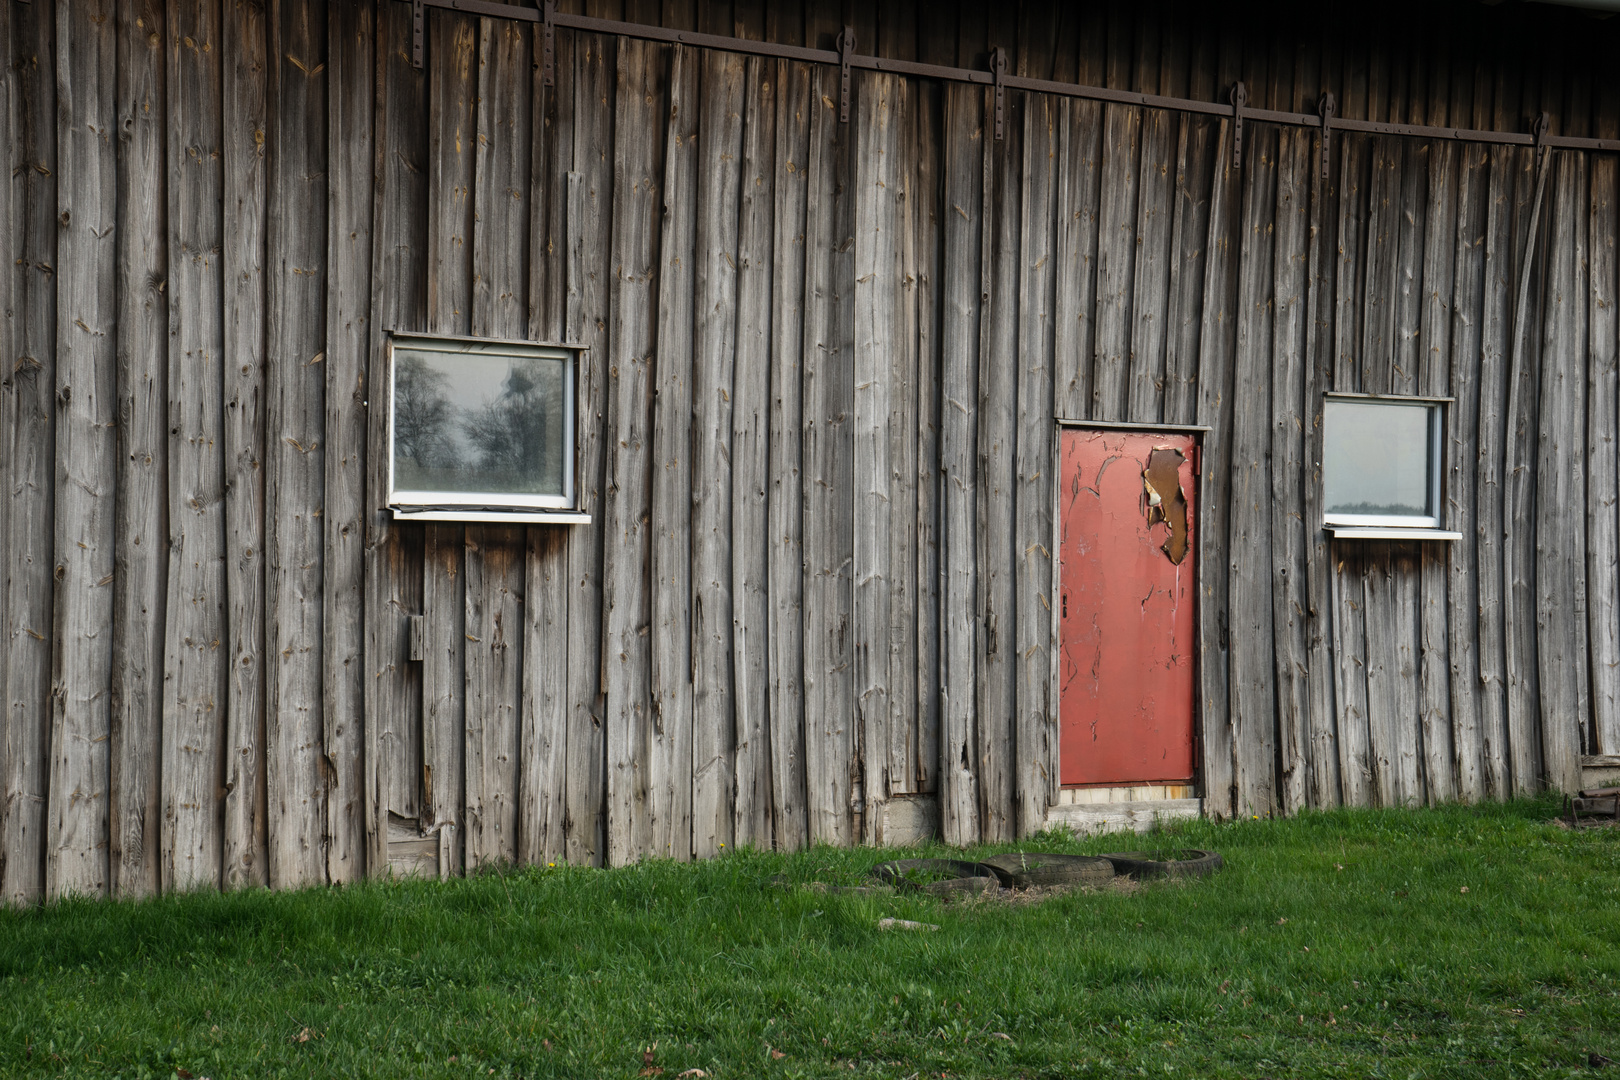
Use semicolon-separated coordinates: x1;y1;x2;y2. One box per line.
1230;81;1248;169
993;47;1008;141
1318;91;1336;181
540;0;556;88
838;25;855;123
412;0;426;69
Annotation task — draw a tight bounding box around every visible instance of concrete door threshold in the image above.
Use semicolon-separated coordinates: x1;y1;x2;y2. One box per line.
1044;797;1203;837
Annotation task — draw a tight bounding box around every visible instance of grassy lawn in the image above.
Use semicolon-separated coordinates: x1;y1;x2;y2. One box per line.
3;795;1619;1078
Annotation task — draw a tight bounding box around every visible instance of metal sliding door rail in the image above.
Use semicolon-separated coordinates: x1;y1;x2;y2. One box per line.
399;0;1620;154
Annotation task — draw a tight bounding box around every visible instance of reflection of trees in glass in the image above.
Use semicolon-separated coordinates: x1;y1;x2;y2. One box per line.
466;365;549;477
395;354;461;470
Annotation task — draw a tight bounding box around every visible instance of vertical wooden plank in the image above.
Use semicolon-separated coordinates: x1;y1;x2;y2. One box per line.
110;0;169;898
1014;91;1057;835
1269;126;1310;817
800;64;855;846
47;0;117;899
1589;119;1620;756
853;70;898;843
976;88;1019;842
1162;113;1215;428
1503;144;1550;796
1128;107;1175;423
691;49;744;859
765;59;810;851
649;45;696;861
1229;123;1277;818
910;74;942;800
219;0;268;892
1090;104;1139;422
163;0;227;893
518;3;573;870
1195;119;1238;820
264;0;330;890
324;0;374;884
938;82;982;845
1418;141;1458;805
731;56;775;848
1536;152;1589;792
465;15;532;870
364;0;428;877
1052;96;1101;422
1448;138;1489;802
423;8;479;873
600;37;662;864
563;32;613;867
4;0;56;908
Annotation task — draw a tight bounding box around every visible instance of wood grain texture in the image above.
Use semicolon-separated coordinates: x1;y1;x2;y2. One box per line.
1090;103;1139;423
938;82;981;845
649;44;696;861
800;63;855;846
1590;139;1620;756
323;0;374;884
909;75;942;801
691;49;743;860
264;0;330;890
731;56;775;848
1052;96;1101;422
1129;108;1174;422
163;0;227;893
601;36;662;864
1014;91;1057;835
110;0;169;897
47;0;117;900
1162;114;1215;427
765;59;810;852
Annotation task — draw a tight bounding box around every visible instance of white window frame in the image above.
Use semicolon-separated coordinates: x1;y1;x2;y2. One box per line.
1322;392;1459;541
386;331;588;524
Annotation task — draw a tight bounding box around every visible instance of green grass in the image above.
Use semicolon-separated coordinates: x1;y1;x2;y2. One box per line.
4;795;1619;1078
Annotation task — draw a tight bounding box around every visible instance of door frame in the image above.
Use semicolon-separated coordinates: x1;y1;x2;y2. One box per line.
1050;418;1212;808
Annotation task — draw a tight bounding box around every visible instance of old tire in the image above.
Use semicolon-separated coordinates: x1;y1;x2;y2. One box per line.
1101;849;1223;880
870;858;1000;898
978;852;1116;889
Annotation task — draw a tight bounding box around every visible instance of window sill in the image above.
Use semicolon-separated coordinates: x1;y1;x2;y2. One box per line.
391;507;591;525
1325;525;1462;541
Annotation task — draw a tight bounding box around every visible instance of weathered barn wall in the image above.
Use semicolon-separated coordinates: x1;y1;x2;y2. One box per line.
3;0;1618;901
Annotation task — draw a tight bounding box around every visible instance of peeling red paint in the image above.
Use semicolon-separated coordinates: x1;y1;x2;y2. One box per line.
1059;429;1198;788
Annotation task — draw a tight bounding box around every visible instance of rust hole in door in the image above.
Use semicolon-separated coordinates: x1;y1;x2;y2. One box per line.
1141;447;1189;565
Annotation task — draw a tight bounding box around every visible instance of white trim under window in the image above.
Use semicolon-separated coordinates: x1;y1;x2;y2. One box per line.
1321;393;1457;540
386;331;586;523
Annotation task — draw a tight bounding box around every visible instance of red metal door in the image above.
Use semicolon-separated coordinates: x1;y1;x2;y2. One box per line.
1059;428;1198;787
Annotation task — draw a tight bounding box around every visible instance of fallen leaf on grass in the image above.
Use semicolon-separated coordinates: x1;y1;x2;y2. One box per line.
644;1043;658;1066
1460;886;1470;894
541;1040;552;1051
879;918;940;932
1276;917;1288;925
639;1069;664;1077
989;1032;1012;1041
769;1048;787;1060
1335;863;1344;871
677;1070;709;1078
1219;980;1231;995
176;1070;194;1079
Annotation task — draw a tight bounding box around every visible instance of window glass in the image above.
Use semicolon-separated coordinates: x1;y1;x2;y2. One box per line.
392;342;569;502
1323;399;1434;521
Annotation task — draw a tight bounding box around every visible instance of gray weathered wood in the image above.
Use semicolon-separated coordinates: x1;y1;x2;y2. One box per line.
1014;91;1057;835
110;0;169;898
264;0;330;890
1090;103;1139;422
691;49;743;859
649;44;696;861
731;56;775;848
1129;108;1175;422
1269;125;1310;816
801;62;856;846
1162;114;1215;428
601;36;662;864
853;70;899;843
1590;136;1620;756
46;0;117;900
162;0;227;893
938;82;982;845
1053;96;1102;422
323;0;373;884
1228;122;1277;817
766;58;810;851
1535;152;1589;793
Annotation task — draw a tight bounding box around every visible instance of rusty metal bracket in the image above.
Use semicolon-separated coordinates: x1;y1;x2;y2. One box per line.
412;0;426;69
1318;92;1336;181
993;48;1008;141
838;25;855;123
1230;81;1248;169
540;0;557;87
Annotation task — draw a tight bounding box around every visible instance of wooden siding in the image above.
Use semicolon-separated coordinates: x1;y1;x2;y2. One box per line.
2;0;1619;899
